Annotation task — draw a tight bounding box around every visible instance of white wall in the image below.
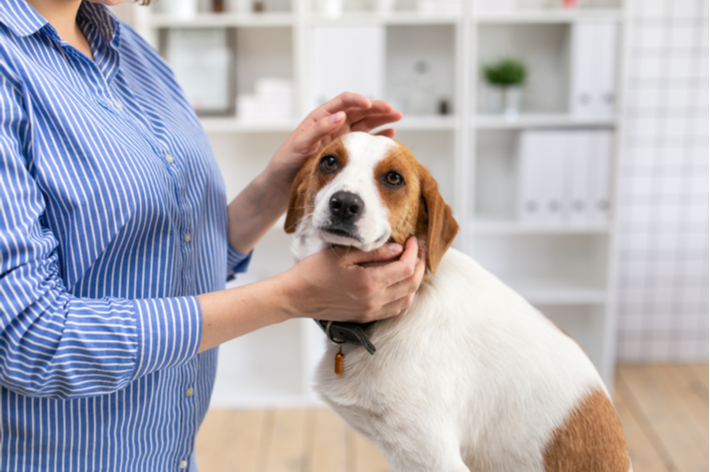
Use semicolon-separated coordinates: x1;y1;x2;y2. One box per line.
616;0;709;362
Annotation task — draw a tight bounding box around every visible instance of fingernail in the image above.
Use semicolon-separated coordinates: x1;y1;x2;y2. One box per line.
388;243;403;254
330;112;345;124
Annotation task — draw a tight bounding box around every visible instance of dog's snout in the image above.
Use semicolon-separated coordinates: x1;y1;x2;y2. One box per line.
329;191;364;223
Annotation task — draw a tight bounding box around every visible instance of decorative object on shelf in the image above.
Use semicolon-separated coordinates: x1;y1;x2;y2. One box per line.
252;0;265;12
482;58;527;117
417;0;461;15
155;0;199;18
314;0;344;16
407;60;435;115
562;0;578;8
438;98;450;115
164;28;235;116
237;78;293;123
212;0;225;12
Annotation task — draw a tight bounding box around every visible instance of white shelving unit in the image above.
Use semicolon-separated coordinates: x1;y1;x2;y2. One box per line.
131;0;626;407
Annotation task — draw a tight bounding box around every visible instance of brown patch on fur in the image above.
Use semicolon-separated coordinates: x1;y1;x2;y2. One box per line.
416;167;458;274
284;140;350;234
543;388;630;472
372;145;422;247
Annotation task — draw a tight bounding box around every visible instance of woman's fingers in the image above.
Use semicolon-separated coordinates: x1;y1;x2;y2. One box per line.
343;100;394;123
295;111;347;152
320;92;371;115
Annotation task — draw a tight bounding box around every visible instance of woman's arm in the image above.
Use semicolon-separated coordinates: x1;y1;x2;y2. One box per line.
197;237;425;353
227;92;403;254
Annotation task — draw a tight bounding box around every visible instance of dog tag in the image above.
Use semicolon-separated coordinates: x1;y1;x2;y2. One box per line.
335;347;344;375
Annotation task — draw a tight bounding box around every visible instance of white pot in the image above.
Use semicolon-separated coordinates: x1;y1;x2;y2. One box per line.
486;85;522;116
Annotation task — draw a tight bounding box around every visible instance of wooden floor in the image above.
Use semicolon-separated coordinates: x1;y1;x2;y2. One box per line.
195;364;708;472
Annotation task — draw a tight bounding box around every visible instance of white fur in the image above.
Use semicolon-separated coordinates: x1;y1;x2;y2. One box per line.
291;132;624;472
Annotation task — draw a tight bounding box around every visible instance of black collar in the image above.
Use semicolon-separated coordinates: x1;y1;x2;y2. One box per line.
315;319;377;354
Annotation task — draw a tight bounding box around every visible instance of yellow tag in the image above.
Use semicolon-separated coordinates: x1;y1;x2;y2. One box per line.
335;349;344;375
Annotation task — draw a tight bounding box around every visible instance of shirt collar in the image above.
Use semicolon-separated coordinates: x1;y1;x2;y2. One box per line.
0;0;49;37
0;0;121;48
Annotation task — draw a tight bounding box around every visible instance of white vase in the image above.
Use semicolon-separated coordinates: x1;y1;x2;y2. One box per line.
486;85;522;116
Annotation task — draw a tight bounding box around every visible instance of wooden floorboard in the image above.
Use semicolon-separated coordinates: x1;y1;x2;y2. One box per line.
196;364;708;472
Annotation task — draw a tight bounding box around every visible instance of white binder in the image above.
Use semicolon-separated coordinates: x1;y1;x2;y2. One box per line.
564;131;592;223
569;22;618;117
310;25;386;110
592;23;618;116
588;130;613;222
539;131;566;223
518;131;565;223
518;131;546;222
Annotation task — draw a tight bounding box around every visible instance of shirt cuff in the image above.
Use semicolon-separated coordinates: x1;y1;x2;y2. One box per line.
226;243;253;281
131;296;202;380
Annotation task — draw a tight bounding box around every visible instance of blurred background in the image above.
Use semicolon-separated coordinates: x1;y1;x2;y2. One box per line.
112;0;707;470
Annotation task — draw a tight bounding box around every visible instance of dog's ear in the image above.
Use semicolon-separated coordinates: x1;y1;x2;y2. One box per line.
284;158;314;234
417;166;459;274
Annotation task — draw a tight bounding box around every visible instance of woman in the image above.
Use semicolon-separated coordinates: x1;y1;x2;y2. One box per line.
0;0;425;470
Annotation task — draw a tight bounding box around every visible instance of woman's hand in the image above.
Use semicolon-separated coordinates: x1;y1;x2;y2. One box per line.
196;237;425;353
278;237;426;323
266;92;404;193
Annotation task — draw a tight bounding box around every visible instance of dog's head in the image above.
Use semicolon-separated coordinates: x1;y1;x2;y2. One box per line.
284;132;458;274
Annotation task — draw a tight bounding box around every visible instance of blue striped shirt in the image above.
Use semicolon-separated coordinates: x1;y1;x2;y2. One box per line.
0;1;251;470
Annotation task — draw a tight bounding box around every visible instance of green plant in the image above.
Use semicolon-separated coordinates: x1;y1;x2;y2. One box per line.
483;59;527;86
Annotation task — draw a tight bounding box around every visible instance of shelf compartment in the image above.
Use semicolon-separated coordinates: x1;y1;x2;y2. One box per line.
387;24;457;117
473;113;617;129
476;23;571;115
148;13;295;28
468;233;610;303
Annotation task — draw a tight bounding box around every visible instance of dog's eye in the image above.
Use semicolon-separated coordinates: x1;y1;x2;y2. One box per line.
384;171;404;187
320;155;339;173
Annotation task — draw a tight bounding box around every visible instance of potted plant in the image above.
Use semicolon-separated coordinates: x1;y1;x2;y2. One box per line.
482;58;527;117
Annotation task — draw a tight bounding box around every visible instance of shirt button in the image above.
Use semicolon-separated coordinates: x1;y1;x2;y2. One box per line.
166;154;175;164
184;232;191;243
186;387;194;397
115;101;123;110
178;459;188;469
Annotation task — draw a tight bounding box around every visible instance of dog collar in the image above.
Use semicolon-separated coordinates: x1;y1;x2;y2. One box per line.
315;319;377;355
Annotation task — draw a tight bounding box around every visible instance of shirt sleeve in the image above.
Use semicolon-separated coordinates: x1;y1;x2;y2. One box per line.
226;244;252;282
0;63;201;399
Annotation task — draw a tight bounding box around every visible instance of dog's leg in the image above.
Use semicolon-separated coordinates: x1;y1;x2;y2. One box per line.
370;429;470;472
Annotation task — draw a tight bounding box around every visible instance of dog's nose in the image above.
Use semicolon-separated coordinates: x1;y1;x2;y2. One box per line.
329;191;364;223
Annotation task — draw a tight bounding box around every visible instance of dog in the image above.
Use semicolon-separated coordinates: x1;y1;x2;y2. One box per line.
284;131;631;472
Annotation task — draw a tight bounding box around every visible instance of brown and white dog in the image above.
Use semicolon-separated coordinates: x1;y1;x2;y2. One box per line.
285;132;631;472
